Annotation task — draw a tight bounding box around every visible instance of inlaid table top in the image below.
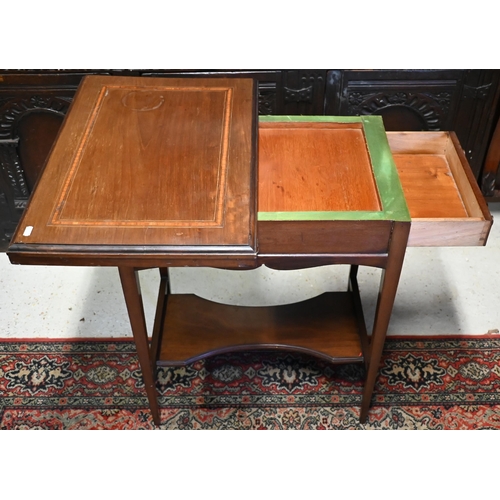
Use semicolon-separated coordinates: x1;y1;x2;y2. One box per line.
8;75;258;264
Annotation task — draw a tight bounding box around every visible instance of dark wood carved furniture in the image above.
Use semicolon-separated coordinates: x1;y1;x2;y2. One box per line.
325;70;500;181
7;75;492;425
1;69;499;251
482;114;500;200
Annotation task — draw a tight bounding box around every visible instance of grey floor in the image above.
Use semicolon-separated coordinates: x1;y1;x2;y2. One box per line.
1;205;499;339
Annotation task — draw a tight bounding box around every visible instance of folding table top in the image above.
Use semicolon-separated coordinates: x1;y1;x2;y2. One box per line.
8;75;258;262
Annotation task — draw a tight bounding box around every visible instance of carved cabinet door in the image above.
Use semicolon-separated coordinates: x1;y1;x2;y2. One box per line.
0;73;91;249
325;69;500;180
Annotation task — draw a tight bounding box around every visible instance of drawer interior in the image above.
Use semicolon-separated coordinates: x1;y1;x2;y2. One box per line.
256;118;402;255
258;121;381;213
387;131;492;246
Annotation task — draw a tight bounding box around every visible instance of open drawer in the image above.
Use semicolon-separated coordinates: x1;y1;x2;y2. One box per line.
257;117;410;255
387;131;493;247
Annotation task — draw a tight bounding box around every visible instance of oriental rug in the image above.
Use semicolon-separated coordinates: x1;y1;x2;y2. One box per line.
1;336;500;430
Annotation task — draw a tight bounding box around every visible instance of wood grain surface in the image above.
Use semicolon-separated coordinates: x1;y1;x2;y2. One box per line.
157;292;364;365
259;122;381;213
392;153;468;218
387;131;492;247
9;75;257;256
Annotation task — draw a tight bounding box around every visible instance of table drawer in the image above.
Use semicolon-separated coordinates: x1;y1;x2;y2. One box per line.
257;117;410;255
257;219;393;254
387;132;492;247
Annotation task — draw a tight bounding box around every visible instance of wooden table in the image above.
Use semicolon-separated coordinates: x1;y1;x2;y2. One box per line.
7;75;492;426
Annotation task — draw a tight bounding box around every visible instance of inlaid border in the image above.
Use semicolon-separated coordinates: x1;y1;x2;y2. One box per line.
50;85;234;228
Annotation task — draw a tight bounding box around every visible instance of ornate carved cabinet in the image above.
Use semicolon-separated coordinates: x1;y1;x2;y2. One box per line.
1;69;499;250
325;70;500;179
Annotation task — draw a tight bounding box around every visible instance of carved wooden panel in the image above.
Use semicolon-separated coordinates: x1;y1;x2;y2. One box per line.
455;70;500;187
0;94;74;248
281;70;327;115
326;70;500;181
257;82;277;114
326;70;462;131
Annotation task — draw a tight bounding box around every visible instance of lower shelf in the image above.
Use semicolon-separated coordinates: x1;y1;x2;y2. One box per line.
156;292;367;366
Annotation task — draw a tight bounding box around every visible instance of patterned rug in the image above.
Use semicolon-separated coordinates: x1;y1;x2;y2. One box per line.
1;336;500;429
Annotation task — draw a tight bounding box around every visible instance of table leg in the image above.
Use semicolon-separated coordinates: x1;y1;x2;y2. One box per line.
360;222;410;423
118;266;161;426
150;268;170;364
348;265;369;366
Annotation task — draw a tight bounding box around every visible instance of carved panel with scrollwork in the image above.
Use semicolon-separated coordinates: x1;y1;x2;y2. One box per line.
282;71;325;114
258;82;277;115
0;95;71;140
346;91;452;131
0;95;72;248
0;144;28;200
284;85;312;104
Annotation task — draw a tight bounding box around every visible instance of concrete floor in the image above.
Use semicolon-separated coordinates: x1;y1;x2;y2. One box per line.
1;205;499;339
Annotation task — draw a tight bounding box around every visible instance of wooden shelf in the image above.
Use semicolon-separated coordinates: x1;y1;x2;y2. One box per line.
155;292;367;366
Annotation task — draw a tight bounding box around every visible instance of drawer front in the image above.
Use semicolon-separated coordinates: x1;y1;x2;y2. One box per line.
258;220;393;254
387;131;493;247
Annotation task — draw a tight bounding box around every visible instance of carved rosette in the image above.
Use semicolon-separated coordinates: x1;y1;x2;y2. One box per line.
347;91;452;130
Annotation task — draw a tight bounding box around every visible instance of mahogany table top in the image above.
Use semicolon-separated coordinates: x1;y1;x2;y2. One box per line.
8;75;258;264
